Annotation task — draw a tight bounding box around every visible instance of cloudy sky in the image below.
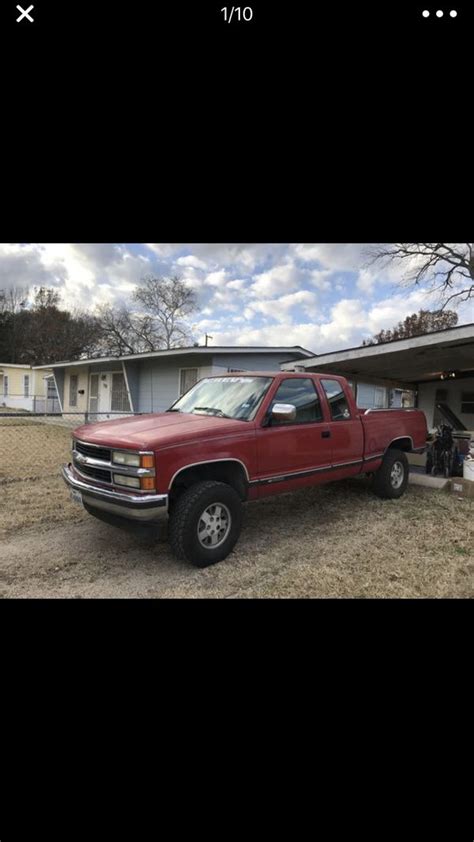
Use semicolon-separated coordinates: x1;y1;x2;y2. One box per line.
1;243;472;354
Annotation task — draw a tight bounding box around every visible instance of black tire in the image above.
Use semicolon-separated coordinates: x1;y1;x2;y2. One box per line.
168;480;243;567
372;448;409;499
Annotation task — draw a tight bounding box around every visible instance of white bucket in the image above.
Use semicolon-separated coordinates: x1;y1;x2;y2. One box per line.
463;459;474;481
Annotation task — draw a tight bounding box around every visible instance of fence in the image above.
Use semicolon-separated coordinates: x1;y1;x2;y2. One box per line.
0;392;61;413
0;410;145;485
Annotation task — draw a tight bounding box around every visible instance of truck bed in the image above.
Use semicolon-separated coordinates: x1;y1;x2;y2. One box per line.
360;408;427;462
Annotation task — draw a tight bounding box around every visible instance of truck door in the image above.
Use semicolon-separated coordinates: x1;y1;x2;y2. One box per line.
318;378;364;478
255;377;332;493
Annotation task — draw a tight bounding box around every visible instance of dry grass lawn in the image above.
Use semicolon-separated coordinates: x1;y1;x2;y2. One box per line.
0;420;473;597
0;419;73;482
0;420;85;538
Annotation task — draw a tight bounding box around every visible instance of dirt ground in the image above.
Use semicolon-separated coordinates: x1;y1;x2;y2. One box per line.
1;472;473;598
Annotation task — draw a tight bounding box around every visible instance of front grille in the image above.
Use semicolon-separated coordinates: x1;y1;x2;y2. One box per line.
75;440;111;462
74;462;112;484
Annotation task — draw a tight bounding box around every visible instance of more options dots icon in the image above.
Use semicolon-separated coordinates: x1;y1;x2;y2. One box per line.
422;9;458;16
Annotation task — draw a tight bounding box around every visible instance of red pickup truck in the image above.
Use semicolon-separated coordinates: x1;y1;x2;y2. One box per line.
62;372;427;566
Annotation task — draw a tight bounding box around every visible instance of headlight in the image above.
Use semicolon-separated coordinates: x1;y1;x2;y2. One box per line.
113;474;141;489
113;451;140;467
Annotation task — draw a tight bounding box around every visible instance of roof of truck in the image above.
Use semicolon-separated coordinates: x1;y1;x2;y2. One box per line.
206;370;342;378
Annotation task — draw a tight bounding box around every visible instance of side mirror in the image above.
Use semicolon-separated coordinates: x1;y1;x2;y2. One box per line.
271;402;297;423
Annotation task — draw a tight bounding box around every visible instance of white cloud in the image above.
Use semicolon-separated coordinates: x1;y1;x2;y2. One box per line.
204;270;229;287
1;244;471;356
226;279;247;291
176;255;208;270
250;262;310;299
209;287;463;353
356;269;377;294
291;243;366;271
310;269;333;291
245;290;319;323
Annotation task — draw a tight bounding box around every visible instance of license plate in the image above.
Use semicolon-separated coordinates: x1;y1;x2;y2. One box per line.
70;489;83;506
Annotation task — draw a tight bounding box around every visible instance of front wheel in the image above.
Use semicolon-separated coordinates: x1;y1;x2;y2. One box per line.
372;448;409;499
168;480;243;567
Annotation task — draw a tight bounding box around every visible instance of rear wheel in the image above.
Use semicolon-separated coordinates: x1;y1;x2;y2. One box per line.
372;448;409;499
168;480;243;567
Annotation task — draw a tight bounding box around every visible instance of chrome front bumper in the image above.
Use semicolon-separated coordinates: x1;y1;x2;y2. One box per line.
62;463;168;522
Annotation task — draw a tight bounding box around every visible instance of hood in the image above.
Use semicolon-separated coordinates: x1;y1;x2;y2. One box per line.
72;411;252;450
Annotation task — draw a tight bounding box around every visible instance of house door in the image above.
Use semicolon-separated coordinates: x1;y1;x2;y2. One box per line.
89;372;130;418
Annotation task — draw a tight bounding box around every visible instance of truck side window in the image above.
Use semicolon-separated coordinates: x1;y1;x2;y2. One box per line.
270;378;322;425
321;379;351;420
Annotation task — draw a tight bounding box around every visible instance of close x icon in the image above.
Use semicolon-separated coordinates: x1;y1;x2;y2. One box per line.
16;4;34;22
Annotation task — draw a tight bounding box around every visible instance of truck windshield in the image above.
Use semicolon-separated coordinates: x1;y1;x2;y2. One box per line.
168;376;273;421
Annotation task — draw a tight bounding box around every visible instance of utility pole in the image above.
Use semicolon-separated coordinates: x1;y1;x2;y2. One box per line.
204;334;213;347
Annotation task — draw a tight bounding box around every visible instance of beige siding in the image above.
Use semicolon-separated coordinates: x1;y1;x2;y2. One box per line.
0;366;54;410
32;369;53;398
1;366;28;397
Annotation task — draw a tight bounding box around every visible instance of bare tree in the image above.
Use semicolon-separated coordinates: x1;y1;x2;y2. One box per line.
362;309;458;345
93;304;164;356
133;275;198;349
365;243;474;309
0;285;29;314
94;305;143;356
0;286;29;362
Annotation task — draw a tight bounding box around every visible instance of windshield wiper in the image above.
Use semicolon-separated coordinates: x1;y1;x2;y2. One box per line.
166;408;181;412
193;406;233;419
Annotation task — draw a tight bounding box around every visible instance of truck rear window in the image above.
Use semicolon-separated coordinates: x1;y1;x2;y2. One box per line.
321;379;351;420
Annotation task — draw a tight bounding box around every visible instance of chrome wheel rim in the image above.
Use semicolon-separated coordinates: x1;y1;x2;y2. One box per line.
197;503;231;548
390;461;404;489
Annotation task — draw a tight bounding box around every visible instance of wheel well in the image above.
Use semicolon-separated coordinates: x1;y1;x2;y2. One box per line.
169;461;249;505
387;437;413;453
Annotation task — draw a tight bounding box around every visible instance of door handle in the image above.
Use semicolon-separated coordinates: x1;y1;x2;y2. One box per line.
321;430;331;438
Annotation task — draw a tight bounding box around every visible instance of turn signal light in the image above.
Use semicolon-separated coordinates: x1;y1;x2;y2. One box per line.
140;476;155;491
141;454;155;468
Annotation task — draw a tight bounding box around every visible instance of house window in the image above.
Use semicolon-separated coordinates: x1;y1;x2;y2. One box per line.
356;382;387;409
47;379;57;400
374;386;386;408
111;372;131;412
89;374;99;413
180;368;199;395
461;391;474;415
69;374;78;407
3;375;9;396
24;375;30;397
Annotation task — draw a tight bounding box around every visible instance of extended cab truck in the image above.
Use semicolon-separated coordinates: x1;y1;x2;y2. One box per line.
62;372;428;567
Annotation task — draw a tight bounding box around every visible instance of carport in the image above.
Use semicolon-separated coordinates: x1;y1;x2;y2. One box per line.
282;323;474;433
